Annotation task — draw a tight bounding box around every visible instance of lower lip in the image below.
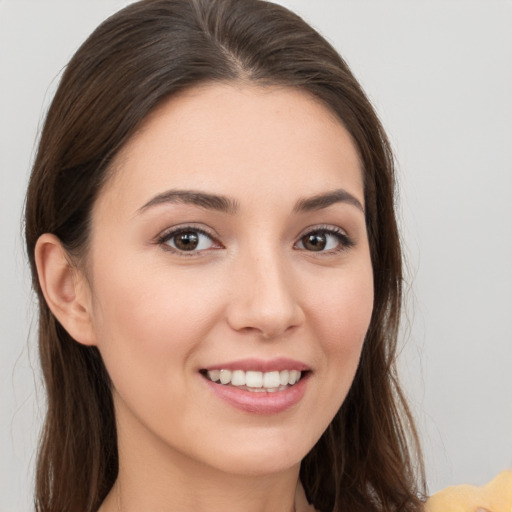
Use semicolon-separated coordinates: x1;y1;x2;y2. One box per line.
203;374;309;414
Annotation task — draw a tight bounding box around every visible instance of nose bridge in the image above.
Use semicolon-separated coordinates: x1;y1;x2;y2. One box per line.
227;242;303;338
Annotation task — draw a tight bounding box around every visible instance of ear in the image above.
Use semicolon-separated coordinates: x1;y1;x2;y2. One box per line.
35;233;97;346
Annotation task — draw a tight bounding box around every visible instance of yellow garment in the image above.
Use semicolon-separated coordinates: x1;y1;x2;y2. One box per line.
425;471;512;512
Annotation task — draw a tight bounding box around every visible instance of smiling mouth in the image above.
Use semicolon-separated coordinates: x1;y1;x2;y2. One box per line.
201;369;305;393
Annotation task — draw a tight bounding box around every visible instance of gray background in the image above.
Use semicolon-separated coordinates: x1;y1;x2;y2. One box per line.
1;1;511;510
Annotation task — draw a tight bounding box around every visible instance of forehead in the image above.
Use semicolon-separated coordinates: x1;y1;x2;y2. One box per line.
96;83;364;215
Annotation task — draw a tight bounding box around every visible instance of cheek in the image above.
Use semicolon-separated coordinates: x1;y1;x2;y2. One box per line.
87;261;230;443
305;259;374;399
310;258;374;348
87;255;223;389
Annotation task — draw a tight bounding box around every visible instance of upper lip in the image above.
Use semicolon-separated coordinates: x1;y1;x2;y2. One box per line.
202;357;310;373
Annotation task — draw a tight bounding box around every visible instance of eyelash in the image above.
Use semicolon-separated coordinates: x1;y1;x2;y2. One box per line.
295;225;355;254
156;224;354;256
156;225;220;256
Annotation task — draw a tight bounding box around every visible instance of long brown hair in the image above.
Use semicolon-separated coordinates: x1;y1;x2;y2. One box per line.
25;0;425;510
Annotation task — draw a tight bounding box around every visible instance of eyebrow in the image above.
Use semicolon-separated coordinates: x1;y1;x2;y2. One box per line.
293;189;364;214
137;187;364;215
138;189;239;214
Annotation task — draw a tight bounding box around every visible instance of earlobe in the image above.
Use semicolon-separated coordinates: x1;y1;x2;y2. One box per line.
35;233;97;346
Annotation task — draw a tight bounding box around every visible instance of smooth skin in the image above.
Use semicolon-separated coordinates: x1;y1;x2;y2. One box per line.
36;83;374;512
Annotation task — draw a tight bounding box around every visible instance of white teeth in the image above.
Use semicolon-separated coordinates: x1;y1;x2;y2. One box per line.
207;370;220;382
263;371;281;388
231;370;246;386
288;369;300;385
245;371;263;388
219;369;231;385
205;368;303;389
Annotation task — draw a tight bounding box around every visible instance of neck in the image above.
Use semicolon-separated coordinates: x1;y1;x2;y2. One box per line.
107;471;301;512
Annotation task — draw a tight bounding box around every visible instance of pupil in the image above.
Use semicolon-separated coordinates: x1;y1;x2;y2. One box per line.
304;233;326;251
175;231;199;251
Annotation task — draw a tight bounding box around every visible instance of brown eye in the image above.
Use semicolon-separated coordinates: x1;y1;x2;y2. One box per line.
161;229;216;252
173;231;199;251
296;228;354;253
301;233;327;251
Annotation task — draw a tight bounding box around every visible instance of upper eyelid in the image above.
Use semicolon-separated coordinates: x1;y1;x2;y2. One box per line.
297;224;350;238
157;223;348;236
157;223;219;242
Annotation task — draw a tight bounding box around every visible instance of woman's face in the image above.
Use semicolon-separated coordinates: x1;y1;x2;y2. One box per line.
84;84;373;476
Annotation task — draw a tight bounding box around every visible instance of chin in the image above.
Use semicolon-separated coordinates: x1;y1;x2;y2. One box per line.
213;452;302;478
196;429;317;477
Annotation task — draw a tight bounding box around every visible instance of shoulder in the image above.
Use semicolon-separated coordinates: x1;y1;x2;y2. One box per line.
425;470;512;512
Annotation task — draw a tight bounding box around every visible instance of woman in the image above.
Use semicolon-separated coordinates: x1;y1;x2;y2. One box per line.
25;0;425;510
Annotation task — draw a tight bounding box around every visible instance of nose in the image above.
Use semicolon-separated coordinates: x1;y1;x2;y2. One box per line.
226;249;305;340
